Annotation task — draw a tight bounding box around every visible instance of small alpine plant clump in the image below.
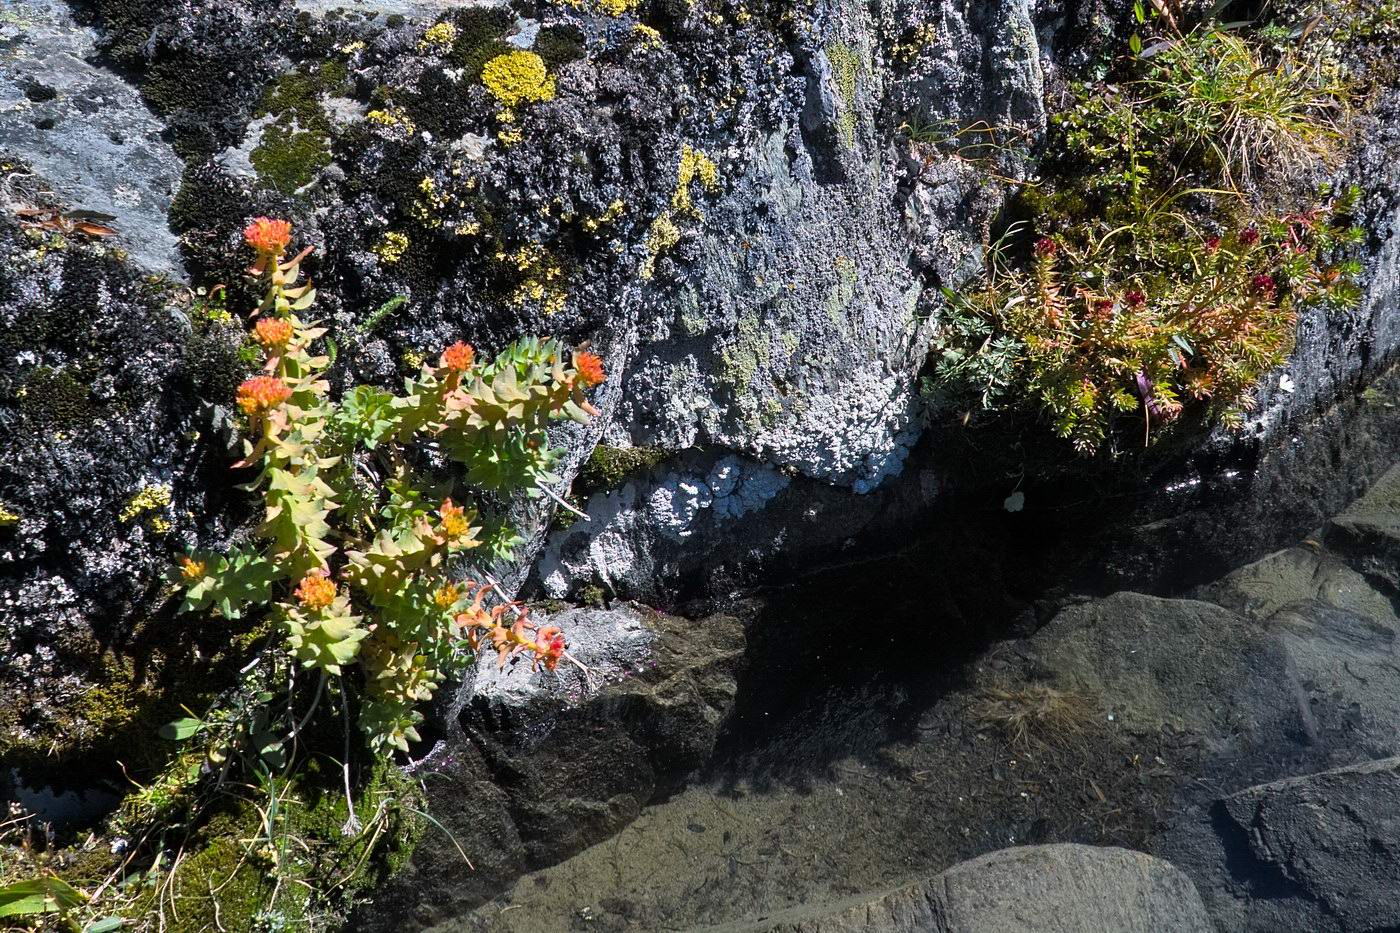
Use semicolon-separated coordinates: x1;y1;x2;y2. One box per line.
927;16;1364;455
176;217;606;753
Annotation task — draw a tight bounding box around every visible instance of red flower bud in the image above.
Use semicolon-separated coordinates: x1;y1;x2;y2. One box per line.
294;569;336;611
573;351;606;388
1239;227;1260;247
439;341;475;373
1034;236;1057;258
533;625;566;672
254;317;293;350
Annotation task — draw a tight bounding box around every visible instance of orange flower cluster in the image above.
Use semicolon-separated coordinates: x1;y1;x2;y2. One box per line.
254;316;294;349
244;217;293;257
294;569;337;611
439;341;476;373
454;585;567;672
179;556;207;581
573;351;605;387
236;375;292;416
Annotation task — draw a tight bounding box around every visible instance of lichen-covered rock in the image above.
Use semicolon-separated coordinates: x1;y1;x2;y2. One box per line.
0;202;245;765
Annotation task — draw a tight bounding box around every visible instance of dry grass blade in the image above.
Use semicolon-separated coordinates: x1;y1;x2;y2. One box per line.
1143;30;1351;191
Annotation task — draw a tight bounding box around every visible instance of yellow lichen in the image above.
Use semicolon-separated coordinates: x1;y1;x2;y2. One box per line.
632;24;663;48
419;21;458;53
373;231;410;264
366;107;416;133
673;144;719;215
412;176;450;228
0;503;18;527
481;51;556;110
496;244;567;314
556;0;642;13
642;213;681;279
120;485;172;523
583;199;625;232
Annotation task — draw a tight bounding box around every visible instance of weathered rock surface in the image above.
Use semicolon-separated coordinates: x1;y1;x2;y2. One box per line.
1;0;1399;683
0;0;184;273
1166;759;1400;933
438;457;1400;930
1325;461;1400;591
721;844;1214;933
5;0;1400;927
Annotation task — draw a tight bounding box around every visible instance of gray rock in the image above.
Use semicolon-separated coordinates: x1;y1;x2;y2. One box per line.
0;0;184;275
721;845;1214;933
1169;758;1400;933
1027;593;1299;742
1326;463;1400;591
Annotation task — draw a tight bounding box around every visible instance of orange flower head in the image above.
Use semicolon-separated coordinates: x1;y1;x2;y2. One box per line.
294;570;336;611
573;351;605;388
244;217;293;257
179;556;207;581
533;625;566;672
439;341;475;373
439;499;471;541
236;376;292;416
254;317;294;350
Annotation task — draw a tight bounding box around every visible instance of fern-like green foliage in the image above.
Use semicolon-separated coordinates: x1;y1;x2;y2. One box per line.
177;220;605;753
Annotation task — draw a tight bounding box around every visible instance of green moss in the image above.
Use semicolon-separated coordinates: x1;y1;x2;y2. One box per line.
446;8;515;79
577;445;675;493
534;25;587;68
251;125;334;193
18;366;91;428
115;754;421;930
249;64;345;194
122;804;292;932
255;62;349;125
577;583;607;607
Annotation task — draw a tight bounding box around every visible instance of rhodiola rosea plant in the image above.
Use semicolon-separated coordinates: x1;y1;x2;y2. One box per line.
176;217;606;754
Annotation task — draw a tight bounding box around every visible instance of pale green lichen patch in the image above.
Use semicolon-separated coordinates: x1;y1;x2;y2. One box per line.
827;40;861;148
